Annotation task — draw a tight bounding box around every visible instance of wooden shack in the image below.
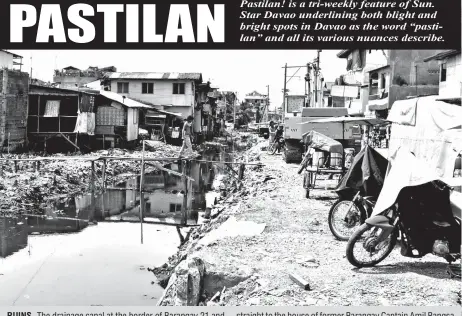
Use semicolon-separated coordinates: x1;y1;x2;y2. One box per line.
27;87;153;151
28;85;91;152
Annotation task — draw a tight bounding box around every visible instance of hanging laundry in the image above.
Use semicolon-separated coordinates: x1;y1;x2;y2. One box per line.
43;100;60;117
74;112;96;135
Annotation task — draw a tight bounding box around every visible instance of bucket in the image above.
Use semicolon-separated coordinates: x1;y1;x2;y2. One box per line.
331;153;342;167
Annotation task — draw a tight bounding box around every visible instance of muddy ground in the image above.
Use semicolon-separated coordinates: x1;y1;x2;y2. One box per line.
154;138;461;306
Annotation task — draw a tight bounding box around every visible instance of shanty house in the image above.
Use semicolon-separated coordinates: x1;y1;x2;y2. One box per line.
27;85;151;152
332;49;389;115
243;91;268;123
334;49;444;117
0;50;28;152
423;50;462;100
28;85;96;152
92;90;152;149
366;50;443;118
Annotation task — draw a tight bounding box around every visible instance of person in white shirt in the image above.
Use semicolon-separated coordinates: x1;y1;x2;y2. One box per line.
178;115;194;158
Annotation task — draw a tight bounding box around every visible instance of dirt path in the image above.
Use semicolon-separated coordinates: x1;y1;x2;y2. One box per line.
183;144;460;306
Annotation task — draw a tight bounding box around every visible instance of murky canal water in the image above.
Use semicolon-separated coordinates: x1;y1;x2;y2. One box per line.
0;145;235;306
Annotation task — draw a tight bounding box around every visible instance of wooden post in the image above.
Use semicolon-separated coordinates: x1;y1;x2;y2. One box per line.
37;95;40;133
238;163;245;180
181;160;189;226
102;159;107;189
14;161;18;173
37;161;41;173
101;193;105;220
91;161;95;193
103;134;105;149
139;140;146;244
0;160;3;177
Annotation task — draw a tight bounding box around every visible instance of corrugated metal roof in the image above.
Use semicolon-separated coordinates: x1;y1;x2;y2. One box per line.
423;50;461;62
367;65;391;73
0;49;22;58
29;84;80;95
106;72;202;81
99;90;153;109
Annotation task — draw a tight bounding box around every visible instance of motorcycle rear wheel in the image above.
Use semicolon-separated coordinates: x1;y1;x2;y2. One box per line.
346;223;398;268
328;199;365;241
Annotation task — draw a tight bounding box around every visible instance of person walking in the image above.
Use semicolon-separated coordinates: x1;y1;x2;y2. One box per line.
178;115;194;158
268;120;277;147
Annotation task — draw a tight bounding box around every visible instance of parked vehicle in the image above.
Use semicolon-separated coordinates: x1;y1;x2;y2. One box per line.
346;149;462;273
328;145;389;240
298;130;348;199
269;136;285;155
329;192;375;241
283;106;353;163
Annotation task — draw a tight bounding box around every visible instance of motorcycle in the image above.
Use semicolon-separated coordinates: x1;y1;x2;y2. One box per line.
328;145;389;241
270;136;285;155
328;192;376;241
346;150;462;274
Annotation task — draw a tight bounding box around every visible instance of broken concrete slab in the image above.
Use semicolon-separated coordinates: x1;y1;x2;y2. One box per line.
198;216;266;246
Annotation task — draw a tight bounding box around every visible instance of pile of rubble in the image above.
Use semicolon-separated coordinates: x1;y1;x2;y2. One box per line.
0;141;196;216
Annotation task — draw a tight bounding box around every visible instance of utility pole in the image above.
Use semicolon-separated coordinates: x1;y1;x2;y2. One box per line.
314;50;321;107
30;56;33;84
283;63;287;116
415;64;418;97
266;85;270;122
306;64;311;107
316;49;322;103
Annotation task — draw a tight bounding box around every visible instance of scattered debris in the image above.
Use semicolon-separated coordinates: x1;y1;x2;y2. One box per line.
289;272;311;291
